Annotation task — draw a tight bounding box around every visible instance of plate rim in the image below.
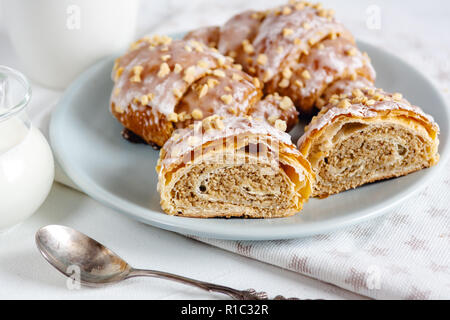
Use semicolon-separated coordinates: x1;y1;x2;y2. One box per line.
49;39;450;240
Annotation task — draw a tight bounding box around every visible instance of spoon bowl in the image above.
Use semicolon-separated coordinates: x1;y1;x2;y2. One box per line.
36;225;297;299
36;225;131;286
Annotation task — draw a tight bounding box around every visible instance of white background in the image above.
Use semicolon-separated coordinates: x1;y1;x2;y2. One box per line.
0;0;449;299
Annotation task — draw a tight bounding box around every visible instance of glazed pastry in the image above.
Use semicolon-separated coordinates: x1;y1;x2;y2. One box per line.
157;116;314;218
297;88;440;197
110;36;298;147
184;1;376;114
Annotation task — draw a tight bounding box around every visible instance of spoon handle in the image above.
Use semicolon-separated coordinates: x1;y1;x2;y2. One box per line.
127;268;275;300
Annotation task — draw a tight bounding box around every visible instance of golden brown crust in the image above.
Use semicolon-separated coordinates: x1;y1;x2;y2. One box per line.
297;88;440;197
157;116;314;218
110;35;298;147
184;1;376;115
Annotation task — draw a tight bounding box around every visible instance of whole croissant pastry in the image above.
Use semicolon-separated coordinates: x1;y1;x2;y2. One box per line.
110;36;298;147
184;1;376;114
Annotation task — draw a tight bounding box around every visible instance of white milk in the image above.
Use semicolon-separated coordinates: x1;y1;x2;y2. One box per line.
2;0;138;88
0;118;54;231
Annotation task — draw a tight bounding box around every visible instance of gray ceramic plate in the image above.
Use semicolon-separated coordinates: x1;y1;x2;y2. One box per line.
50;39;450;240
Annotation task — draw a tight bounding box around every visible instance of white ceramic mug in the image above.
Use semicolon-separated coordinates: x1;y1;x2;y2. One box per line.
2;0;139;89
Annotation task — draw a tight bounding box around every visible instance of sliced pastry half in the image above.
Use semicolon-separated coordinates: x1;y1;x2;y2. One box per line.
298;88;440;198
157;116;314;218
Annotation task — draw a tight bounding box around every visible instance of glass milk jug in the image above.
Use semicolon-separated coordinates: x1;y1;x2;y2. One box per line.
0;66;54;231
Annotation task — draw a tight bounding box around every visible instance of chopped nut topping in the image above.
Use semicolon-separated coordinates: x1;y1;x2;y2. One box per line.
114;87;120;96
167;112;178;122
216;57;226;67
214;118;225;130
302;22;311;30
256;54;268;65
173;88;183;98
162;36;173;45
280;96;294;110
147;93;155;101
228;107;238;115
373;93;384;101
346;48;357;56
301;70;311;80
130;65;143;82
161;54;171;61
114;105;125;114
178;111;191;122
295;2;305;10
318;43;325;50
207;78;219;88
308;38;317;46
366;99;376;106
282;67;293;79
130;75;141;83
232;73;243;81
274;119;287;132
224;86;232;93
313;3;323;10
197;60;209;69
316;98;326;108
393;93;403;101
242;40;255;54
268;115;279;124
295;80;304;87
174;63;183;74
220;94;233;105
329;97;340;106
294;38;302;46
157;63;170;78
228;51;237;58
212;69;226;78
263;70;272;82
183;66;196;83
283;28;294;37
352;88;364;97
282;6;292;15
233;64;243;70
191;108;203;120
198;84;209;98
184;45;192;52
318;9;327;17
253;77;261;88
279;79;290;88
338;99;351;109
140;95;149;105
350;73;357;81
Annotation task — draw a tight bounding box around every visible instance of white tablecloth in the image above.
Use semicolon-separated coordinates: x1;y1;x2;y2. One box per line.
1;0;449;300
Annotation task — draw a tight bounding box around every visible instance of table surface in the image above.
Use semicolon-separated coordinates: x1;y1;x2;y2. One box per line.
0;0;449;300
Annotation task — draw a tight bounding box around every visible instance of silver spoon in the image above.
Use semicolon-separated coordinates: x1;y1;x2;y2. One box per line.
36;225;298;300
